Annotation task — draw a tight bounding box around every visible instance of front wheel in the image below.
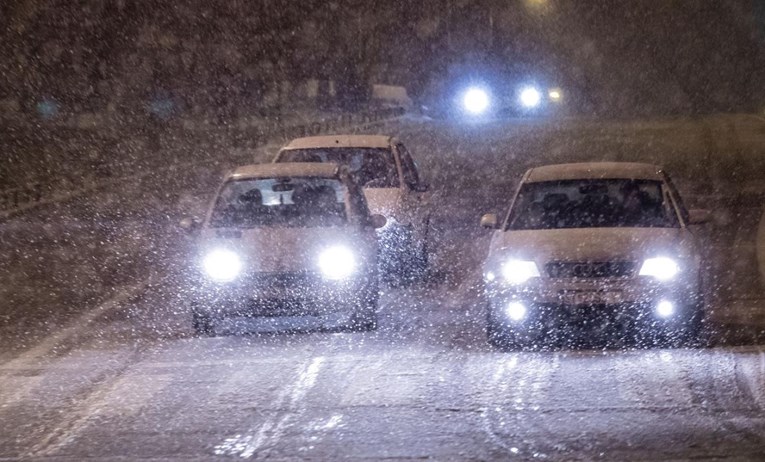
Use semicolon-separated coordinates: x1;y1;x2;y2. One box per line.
347;286;379;332
486;309;521;350
192;311;215;337
349;310;378;332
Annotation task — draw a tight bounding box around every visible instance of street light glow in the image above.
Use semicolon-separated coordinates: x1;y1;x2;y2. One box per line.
548;88;562;101
463;88;490;114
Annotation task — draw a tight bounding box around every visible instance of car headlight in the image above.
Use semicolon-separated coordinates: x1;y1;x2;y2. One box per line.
318;246;356;280
501;260;541;284
639;257;679;281
203;249;242;282
505;301;528;321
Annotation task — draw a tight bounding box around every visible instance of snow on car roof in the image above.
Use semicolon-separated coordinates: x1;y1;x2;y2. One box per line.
282;135;392;150
230;162;340;180
525;162;664;183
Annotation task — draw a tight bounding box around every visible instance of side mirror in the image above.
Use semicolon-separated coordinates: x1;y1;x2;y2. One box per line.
480;213;498;229
688;209;712;225
179;217;201;232
370;214;387;229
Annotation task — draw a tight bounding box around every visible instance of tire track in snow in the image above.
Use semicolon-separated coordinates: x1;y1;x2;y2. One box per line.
479;353;560;458
213;356;326;459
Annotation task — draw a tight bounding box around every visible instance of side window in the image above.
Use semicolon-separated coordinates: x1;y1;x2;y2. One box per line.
396;143;420;189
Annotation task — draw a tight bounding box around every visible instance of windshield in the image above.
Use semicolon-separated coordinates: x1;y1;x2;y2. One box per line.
507;179;678;229
277;148;399;187
209;177;348;228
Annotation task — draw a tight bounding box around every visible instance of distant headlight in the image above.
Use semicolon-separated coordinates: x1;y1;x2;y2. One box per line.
318;246;356;280
203;249;242;282
639;257;679;281
501;260;541;284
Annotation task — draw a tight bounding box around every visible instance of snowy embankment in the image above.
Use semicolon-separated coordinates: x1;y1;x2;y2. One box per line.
0;111;405;347
0;107;404;220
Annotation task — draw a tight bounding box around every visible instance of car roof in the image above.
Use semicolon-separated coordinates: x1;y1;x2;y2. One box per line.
229;162;340;180
524;162;664;183
281;134;392;150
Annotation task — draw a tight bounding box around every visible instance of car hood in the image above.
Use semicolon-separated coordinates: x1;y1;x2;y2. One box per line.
198;226;374;273
363;187;402;218
487;227;696;266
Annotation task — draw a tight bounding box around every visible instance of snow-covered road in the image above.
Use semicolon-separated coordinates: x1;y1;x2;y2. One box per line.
1;115;765;459
1;280;765;460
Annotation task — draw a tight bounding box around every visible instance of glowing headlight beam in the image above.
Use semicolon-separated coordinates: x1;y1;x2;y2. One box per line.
203;249;242;282
639;257;679;281
520;86;542;108
656;300;675;318
318;246;356;280
463;88;490;114
506;301;528;321
501;260;541;284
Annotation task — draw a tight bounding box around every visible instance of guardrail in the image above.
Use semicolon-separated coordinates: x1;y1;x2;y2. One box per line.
0;107;405;217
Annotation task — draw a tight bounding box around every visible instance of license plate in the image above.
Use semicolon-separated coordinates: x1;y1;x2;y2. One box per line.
561;291;622;305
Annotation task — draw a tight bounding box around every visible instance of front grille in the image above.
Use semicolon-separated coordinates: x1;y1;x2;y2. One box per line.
546;261;636;279
249;271;315;288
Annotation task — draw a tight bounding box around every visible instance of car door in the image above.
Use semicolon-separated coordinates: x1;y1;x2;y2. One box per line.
394;142;430;241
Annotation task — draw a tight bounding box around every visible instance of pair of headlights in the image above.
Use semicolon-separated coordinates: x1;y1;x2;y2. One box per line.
487;257;680;284
202;246;357;282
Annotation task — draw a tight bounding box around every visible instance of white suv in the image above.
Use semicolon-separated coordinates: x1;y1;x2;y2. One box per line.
275;135;431;280
480;162;710;348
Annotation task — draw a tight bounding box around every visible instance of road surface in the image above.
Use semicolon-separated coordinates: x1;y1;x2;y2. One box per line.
1;115;765;460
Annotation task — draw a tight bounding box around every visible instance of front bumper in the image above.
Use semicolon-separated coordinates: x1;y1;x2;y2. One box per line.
190;272;376;319
484;277;701;334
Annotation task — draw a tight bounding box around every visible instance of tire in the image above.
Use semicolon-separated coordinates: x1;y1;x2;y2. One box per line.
348;286;379;332
349;310;378;332
192;311;215;337
681;307;705;347
486;309;521;351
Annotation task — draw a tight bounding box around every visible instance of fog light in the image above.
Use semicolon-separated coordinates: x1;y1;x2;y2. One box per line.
506;301;527;321
656;300;675;318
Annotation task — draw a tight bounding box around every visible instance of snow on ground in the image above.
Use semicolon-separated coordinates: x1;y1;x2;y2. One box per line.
1;115;765;459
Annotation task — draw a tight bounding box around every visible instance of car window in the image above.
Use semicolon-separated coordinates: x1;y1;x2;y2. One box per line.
277;148;399;187
507;179;679;230
209;177;348;228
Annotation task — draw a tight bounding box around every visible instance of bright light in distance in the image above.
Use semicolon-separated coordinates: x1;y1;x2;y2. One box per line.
520;87;542;108
501;260;541;284
463;88;490;114
548;88;562;101
656;300;675;318
318;246;356;280
485;271;496;282
639;257;679;281
203;249;242;282
506;301;527;321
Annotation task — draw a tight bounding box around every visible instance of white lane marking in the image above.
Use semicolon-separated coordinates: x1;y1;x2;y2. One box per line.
1;279;152;370
214;356;326;459
0;375;44;405
0;279;154;410
24;366;161;457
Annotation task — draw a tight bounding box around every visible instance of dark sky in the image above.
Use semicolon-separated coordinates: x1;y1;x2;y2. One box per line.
1;0;763;117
